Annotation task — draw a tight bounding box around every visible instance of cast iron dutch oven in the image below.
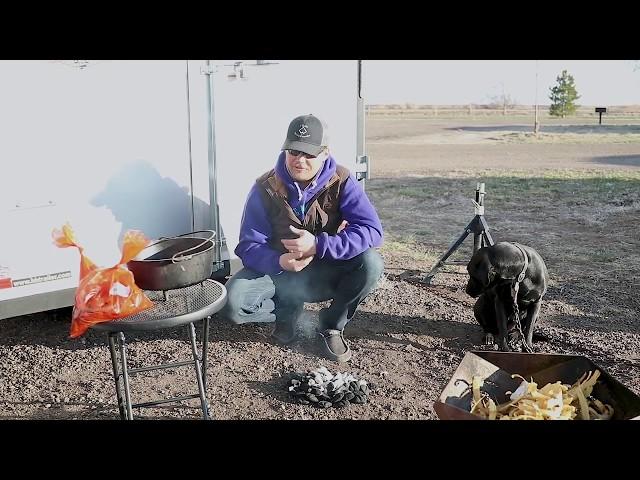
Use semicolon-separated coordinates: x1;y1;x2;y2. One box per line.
127;230;216;291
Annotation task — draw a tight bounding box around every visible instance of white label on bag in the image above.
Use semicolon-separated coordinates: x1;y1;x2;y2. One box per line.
109;282;131;298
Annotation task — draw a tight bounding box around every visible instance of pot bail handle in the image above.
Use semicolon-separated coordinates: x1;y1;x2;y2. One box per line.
169;230;216;264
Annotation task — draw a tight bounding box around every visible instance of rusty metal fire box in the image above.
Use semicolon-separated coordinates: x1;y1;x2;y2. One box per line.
434;351;640;420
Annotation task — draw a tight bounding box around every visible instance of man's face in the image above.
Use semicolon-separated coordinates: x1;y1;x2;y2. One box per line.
285;149;327;183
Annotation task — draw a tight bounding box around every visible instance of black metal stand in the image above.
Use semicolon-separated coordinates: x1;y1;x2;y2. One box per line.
423;183;495;284
106;317;212;420
92;279;227;420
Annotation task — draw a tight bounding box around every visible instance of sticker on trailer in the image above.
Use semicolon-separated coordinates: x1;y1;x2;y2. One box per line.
0;265;12;289
11;270;72;287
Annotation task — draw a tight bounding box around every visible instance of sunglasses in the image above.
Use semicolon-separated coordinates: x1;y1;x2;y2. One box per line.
286;149;318;159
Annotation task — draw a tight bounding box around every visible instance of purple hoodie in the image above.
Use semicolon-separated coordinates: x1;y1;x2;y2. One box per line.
235;152;383;274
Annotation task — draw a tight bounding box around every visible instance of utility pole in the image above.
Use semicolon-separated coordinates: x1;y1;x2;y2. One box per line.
534;60;540;136
502;82;507;115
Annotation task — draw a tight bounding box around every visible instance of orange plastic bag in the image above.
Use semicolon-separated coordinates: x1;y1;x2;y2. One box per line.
52;223;98;279
52;223;154;338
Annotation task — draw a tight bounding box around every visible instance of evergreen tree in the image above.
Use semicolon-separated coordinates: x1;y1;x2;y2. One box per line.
549;70;580;118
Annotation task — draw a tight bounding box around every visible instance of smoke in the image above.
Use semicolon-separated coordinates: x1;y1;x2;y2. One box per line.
297;309;319;339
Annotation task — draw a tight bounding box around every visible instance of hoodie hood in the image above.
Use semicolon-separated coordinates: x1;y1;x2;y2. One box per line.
274;151;337;203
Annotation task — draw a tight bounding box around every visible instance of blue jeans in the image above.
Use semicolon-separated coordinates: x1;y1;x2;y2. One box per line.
220;248;384;331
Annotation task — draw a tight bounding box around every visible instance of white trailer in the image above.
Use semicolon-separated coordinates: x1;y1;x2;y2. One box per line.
0;60;368;320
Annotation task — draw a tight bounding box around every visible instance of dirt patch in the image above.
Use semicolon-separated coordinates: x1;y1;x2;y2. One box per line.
1;114;639;420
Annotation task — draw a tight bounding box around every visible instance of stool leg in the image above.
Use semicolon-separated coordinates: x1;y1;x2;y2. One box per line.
117;332;134;420
107;333;126;420
202;316;211;392
188;322;210;419
203;316;212;418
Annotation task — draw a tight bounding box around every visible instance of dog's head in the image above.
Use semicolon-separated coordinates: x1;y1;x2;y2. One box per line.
466;243;530;298
465;247;495;297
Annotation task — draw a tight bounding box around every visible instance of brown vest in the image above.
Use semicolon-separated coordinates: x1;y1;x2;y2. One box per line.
256;165;350;253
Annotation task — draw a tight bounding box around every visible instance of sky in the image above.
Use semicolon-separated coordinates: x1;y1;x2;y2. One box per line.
362;60;640;106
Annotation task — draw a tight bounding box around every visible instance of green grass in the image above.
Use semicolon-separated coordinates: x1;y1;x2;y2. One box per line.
498;132;640;144
379;235;439;262
588;249;619;263
390;170;640;205
471;171;640;205
393;186;435;200
369;170;640;273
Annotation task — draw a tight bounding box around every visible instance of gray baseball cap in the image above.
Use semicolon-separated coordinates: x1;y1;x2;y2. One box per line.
281;114;329;156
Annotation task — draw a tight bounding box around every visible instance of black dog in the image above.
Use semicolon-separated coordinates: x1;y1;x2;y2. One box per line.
466;242;549;352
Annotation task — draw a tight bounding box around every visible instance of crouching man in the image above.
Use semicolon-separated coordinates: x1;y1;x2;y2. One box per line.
220;114;384;363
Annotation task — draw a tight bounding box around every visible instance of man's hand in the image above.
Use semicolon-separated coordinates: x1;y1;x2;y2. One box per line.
279;251;314;272
281;225;317;257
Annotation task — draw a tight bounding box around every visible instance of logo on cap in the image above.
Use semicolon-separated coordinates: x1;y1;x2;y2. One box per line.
294;124;311;138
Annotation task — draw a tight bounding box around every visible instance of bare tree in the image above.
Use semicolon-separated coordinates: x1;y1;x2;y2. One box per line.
487;83;518;114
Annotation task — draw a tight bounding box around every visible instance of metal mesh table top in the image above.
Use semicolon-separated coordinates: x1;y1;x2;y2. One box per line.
92;279;227;332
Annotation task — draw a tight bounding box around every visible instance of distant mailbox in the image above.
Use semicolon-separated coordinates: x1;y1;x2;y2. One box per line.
595;107;607;125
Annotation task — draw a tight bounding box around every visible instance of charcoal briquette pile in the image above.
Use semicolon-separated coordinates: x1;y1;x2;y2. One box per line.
287;366;373;408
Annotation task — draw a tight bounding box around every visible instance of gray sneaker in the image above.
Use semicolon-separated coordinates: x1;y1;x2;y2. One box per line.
316;328;352;363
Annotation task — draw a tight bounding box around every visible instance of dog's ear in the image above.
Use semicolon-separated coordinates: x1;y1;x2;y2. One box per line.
469;248;496;288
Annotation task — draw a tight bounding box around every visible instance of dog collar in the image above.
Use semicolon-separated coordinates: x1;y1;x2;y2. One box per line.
511;242;529;283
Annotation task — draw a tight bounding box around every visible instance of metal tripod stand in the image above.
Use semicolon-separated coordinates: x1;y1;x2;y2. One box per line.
423;183;495;284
